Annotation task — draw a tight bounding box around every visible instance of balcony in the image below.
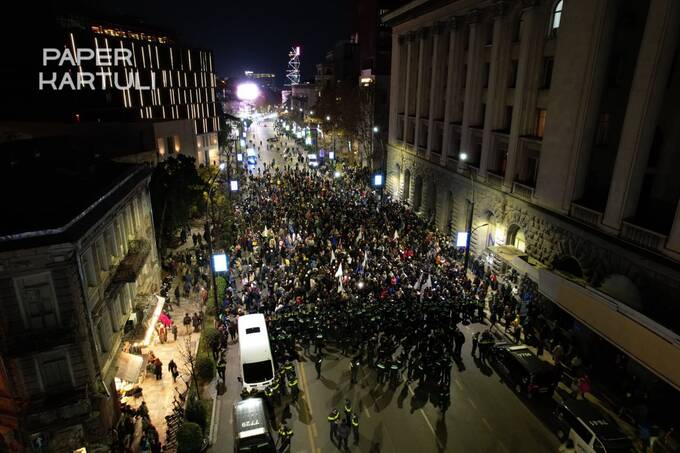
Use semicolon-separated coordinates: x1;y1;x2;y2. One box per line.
570;202;603;227
621;221;668;252
512;181;535;201
486;171;504;190
112;239;151;284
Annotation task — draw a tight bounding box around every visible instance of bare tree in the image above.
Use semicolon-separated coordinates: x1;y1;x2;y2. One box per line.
178;337;201;399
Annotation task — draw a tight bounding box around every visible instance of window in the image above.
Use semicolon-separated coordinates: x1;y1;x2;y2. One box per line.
508;60;518;88
104;228;117;263
541;57;554;89
505;106;514;131
551;1;563;34
110;301;122;332
40;356;72;392
527;157;539;186
82;248;98;287
15;273;58;329
595;113;610;146
98;313;113;353
114;219;125;255
483;62;491;88
462;65;468;88
536;109;547;138
481;104;487;127
485;22;494;45
95;238;109;272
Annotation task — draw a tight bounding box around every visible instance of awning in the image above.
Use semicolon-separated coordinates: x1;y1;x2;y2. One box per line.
116;352;144;384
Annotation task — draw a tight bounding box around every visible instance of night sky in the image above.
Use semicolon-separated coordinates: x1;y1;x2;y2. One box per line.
95;0;353;84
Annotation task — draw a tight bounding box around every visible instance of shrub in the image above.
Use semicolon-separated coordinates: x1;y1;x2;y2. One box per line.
185;398;207;433
203;327;220;351
216;276;227;301
177;422;203;453
195;354;215;383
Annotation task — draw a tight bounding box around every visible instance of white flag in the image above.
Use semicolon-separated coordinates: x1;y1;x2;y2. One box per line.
361;252;368;272
420;275;432;301
393;230;399;240
413;272;423;290
335;263;343;278
338;280;344;293
262;225;269;237
422;274;432;292
330;249;336;264
355;229;363;244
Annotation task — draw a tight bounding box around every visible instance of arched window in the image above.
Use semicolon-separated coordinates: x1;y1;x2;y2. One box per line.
551;1;563;34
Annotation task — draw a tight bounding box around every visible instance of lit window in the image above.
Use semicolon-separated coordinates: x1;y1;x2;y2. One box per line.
551;1;563;32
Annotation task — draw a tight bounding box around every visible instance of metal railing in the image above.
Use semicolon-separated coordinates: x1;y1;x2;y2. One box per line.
570;203;603;227
512;181;535;201
621;221;667;251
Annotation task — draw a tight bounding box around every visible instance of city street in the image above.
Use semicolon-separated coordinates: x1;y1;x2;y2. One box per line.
210;118;560;453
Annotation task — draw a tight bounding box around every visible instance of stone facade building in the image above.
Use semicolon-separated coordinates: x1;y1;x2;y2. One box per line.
0;148;160;451
383;0;680;390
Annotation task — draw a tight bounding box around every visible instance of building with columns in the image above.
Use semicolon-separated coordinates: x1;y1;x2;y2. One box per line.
384;0;680;391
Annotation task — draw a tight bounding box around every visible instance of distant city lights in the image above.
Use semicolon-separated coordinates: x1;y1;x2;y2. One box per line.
236;82;260;101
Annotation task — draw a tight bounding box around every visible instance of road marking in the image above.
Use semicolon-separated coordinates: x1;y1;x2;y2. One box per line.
364;406;371;419
297;362;318;453
419;408;444;450
311;422;317;437
467;397;477;410
499;442;509;453
481;417;492;431
407;384;443;450
455;379;463;390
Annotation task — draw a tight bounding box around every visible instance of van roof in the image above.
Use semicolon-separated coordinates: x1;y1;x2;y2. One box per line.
238;314;273;363
561;399;628;440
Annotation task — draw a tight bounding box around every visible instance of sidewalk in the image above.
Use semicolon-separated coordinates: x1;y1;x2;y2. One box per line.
141;223;208;449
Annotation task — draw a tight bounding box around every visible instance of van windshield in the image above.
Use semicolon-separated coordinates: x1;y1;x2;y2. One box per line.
243;360;274;383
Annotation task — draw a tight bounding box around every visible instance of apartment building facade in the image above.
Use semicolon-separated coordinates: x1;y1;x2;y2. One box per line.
384;0;680;389
0;153;160;451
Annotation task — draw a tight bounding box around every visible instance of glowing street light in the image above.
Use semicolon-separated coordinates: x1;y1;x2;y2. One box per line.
218;162;226;170
326;115;331;121
334;170;341;178
236;153;243;162
230;180;239;192
372;126;379;133
460;152;468;161
236;82;260;101
373;173;384;187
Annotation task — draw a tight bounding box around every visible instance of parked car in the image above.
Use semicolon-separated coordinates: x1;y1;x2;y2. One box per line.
492;342;559;398
553;397;633;452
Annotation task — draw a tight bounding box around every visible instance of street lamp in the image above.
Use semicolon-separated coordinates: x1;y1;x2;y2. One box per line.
326;115;331;121
372;126;379;133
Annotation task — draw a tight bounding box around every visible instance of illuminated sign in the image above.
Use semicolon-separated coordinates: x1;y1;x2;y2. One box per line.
212;254;228;272
456;232;468;247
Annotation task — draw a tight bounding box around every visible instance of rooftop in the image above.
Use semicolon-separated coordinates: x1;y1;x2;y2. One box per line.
0;137;151;250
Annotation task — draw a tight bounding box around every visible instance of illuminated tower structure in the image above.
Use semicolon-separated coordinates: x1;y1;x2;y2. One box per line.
286;46;301;86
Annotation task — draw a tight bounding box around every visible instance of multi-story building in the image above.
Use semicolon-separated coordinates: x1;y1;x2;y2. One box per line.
384;0;680;392
0;141;161;451
2;10;220;166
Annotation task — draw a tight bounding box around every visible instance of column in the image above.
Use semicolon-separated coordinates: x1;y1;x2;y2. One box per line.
536;0;618;212
479;1;512;178
504;2;543;188
440;17;463;166
426;22;445;158
602;0;680;232
402;32;415;146
414;27;431;154
388;33;404;144
460;10;483;165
